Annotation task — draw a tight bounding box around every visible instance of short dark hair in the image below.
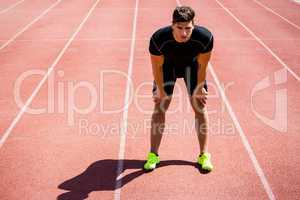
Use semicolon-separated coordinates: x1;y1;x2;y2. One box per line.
172;6;195;24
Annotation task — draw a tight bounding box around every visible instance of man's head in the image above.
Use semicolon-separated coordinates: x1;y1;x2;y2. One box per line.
172;6;195;43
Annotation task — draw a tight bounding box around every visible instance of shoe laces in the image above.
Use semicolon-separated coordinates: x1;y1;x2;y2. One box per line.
147;153;158;163
200;153;210;161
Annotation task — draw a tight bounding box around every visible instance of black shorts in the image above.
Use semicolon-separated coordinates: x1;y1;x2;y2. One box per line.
152;60;208;96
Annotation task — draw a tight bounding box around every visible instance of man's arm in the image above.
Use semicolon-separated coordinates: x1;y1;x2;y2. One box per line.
196;51;211;89
193;51;212;105
150;54;165;95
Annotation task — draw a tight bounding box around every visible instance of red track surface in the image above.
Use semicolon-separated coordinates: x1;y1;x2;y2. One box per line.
0;0;299;199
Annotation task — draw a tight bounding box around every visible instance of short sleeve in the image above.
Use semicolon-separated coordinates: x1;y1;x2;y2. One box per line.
149;36;162;56
201;35;214;53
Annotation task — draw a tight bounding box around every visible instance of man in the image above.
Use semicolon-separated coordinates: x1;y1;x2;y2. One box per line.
144;6;214;172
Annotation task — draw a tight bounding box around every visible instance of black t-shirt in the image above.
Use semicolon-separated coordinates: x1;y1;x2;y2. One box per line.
149;25;213;68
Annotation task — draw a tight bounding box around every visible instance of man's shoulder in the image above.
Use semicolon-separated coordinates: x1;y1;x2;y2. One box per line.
151;26;173;42
191;25;213;50
192;26;213;40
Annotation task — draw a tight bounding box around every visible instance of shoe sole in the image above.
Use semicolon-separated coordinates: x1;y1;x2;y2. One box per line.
197;163;213;173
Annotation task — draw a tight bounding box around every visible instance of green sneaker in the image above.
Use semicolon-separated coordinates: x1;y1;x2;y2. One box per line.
197;152;213;172
143;152;160;171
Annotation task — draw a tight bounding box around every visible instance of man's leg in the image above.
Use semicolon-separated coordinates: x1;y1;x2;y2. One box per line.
190;98;209;154
150;63;175;154
144;62;175;171
150;98;171;154
184;65;209;153
144;82;173;171
184;64;213;171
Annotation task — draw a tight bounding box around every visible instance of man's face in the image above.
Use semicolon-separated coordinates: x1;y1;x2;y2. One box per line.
172;21;194;43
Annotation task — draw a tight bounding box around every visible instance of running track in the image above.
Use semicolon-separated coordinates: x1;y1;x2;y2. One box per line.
0;0;299;199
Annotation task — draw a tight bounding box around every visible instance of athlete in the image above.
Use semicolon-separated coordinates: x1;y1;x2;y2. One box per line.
144;6;214;172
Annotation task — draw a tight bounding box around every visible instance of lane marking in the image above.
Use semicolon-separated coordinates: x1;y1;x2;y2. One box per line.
0;0;101;149
0;0;25;15
292;0;300;5
0;0;63;50
208;63;276;200
253;0;300;30
176;0;276;199
113;0;139;199
0;38;299;42
214;0;300;82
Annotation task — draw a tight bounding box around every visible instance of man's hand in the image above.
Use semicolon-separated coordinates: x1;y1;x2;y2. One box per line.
192;87;208;106
153;88;169;104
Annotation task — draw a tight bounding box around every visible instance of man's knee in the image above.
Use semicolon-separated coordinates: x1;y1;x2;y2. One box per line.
152;110;165;123
190;98;206;115
154;99;171;113
194;107;207;119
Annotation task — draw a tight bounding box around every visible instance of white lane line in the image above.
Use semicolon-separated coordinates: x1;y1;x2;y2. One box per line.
176;0;181;6
208;63;276;200
0;38;299;42
0;0;101;149
176;0;276;199
292;0;300;5
214;0;300;82
0;0;62;51
0;0;25;15
114;0;139;199
253;0;300;30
